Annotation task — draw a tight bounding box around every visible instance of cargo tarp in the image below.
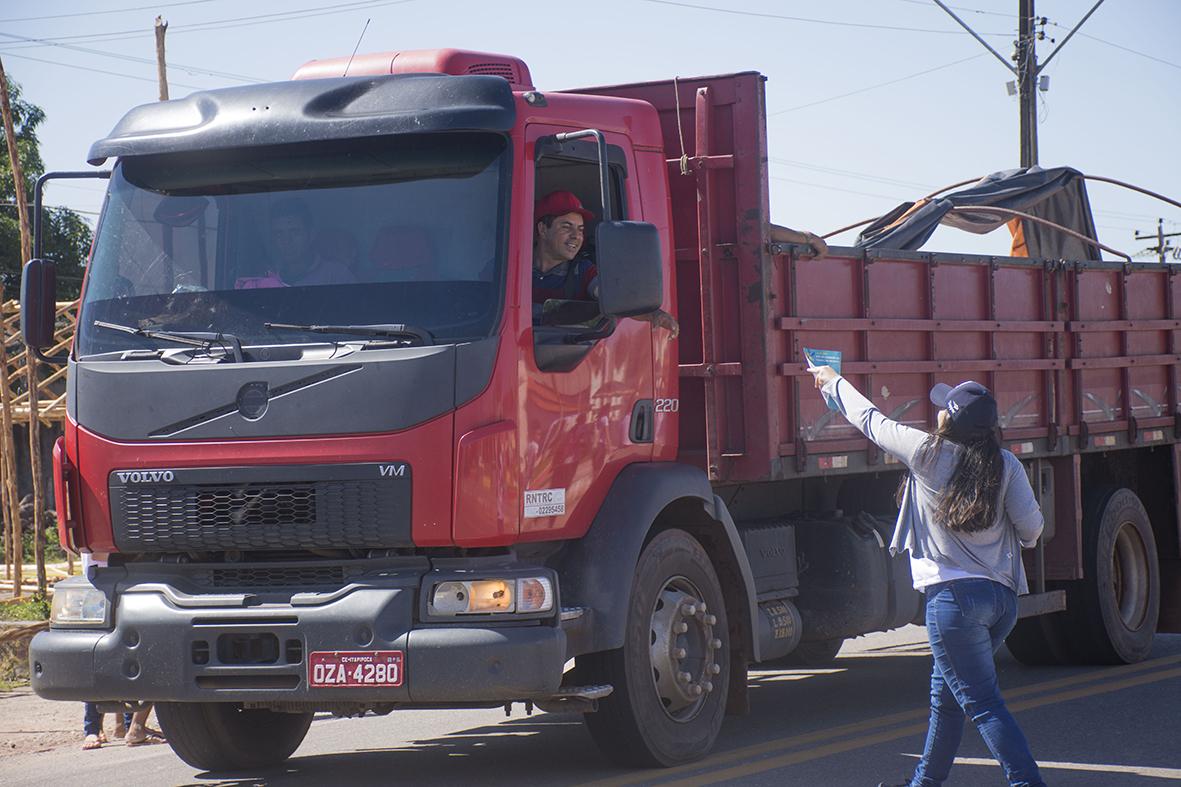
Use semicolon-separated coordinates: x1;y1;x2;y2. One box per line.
855;166;1101;260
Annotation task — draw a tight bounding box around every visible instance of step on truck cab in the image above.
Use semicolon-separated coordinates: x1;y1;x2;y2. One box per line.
22;49;1176;771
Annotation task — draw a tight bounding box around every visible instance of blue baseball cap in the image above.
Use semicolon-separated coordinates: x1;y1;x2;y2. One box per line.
929;380;998;436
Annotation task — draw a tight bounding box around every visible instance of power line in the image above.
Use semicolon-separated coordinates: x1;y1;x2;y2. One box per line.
1;202;99;216
893;0;1013;18
0;0;417;50
640;0;1011;35
769;53;986;115
0;32;264;83
0;0;220;24
1095;208;1170;222
37;182;108;194
1047;22;1181;71
1;51;207;91
770;175;908;203
770;157;933;191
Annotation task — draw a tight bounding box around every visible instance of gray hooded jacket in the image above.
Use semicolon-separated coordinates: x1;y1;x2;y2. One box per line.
821;376;1044;594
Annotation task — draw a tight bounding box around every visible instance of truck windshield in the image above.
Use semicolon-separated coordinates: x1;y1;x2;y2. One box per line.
76;132;508;358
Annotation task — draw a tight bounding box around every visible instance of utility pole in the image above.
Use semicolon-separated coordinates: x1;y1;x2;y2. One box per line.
1135;219;1181;263
934;0;1107;168
0;56;31;597
155;16;169;102
1016;0;1038;167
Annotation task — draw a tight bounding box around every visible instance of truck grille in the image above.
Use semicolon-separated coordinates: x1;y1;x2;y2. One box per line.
191;565;347;588
109;463;412;552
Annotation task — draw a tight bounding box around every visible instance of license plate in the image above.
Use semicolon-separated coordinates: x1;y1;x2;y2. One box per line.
308;650;404;688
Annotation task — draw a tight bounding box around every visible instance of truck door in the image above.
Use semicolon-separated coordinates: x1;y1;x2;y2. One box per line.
521;125;655;540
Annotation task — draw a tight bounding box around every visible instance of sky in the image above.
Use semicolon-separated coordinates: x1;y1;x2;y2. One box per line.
1;0;1178;260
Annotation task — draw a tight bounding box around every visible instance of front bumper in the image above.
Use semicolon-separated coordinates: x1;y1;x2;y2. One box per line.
30;579;565;704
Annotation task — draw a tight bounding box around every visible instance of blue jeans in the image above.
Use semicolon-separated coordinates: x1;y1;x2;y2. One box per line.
910;579;1045;787
83;703;132;737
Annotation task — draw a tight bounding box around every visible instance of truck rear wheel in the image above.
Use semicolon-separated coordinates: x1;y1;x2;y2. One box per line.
1058;487;1160;664
156;702;313;771
581;528;730;767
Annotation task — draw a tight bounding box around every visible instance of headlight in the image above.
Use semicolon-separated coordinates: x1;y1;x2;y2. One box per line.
50;584;110;628
428;576;553;616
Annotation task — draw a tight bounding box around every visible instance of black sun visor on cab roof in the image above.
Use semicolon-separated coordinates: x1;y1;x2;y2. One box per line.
87;73;517;165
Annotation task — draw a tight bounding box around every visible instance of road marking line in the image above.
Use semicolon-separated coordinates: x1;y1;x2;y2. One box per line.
675;666;1181;785
915;755;1181;780
579;653;1181;787
1005;651;1181;701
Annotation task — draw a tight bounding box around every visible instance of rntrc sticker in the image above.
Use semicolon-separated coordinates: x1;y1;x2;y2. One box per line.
524;488;566;518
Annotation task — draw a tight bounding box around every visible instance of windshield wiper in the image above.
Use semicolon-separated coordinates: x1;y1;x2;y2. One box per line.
264;322;434;346
92;320;244;362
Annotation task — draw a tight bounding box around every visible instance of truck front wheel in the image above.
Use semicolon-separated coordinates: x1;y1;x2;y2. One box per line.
156;702;313;771
581;528;730;767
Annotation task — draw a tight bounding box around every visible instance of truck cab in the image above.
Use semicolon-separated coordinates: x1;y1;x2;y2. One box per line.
28;49;721;771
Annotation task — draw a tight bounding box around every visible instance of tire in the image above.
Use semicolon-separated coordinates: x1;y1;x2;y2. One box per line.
580;528;730;768
1058;487;1160;664
765;638;845;668
155;702;313;771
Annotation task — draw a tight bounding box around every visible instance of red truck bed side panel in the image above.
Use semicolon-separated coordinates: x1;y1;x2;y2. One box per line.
576;72;1181;487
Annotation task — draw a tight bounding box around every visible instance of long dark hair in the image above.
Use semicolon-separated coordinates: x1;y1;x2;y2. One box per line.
896;418;1004;534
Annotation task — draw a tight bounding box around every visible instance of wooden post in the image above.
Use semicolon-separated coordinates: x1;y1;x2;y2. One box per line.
0;57;33;596
155;17;169;102
27;354;44;596
0;299;20;590
1;402;9;580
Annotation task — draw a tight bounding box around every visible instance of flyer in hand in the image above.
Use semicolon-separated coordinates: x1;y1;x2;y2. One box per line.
803;347;842;411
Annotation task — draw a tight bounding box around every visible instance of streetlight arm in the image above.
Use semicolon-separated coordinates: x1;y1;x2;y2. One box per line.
1039;0;1107;71
932;0;1016;74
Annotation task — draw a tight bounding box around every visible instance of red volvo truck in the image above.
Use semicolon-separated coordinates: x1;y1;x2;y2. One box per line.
21;49;1177;770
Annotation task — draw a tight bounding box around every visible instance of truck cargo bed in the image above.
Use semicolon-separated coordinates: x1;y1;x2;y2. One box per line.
578;73;1181;484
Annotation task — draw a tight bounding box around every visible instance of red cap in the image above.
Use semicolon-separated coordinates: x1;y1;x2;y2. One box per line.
534;190;595;223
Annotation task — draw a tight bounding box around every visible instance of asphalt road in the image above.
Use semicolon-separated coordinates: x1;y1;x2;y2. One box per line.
3;626;1179;786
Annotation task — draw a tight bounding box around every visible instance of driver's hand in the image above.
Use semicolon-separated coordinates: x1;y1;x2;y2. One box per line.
646;309;679;340
804;233;830;257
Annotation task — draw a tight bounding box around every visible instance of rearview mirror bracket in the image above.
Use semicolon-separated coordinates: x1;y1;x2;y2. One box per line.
22;170;112;365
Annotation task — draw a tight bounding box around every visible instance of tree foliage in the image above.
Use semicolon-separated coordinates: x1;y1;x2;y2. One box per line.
0;78;92;299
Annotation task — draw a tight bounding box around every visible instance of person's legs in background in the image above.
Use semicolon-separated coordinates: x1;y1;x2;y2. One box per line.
114;710;133;739
126;704;166;746
82;703;104;750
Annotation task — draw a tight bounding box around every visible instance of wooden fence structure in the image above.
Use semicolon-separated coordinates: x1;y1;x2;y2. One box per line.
1;298;78;597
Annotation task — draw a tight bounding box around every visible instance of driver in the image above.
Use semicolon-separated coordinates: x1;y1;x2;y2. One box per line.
237;199;358;288
532;190;598;319
269;199;358;286
530;189;679;338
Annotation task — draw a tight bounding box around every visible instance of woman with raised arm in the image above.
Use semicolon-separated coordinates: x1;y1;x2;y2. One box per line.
806;364;1046;787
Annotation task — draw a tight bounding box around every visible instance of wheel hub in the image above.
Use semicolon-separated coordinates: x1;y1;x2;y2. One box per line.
649;579;722;720
1112;520;1149;629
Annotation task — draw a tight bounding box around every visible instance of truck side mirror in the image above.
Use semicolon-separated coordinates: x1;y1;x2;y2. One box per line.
595;221;663;318
21;258;58;351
